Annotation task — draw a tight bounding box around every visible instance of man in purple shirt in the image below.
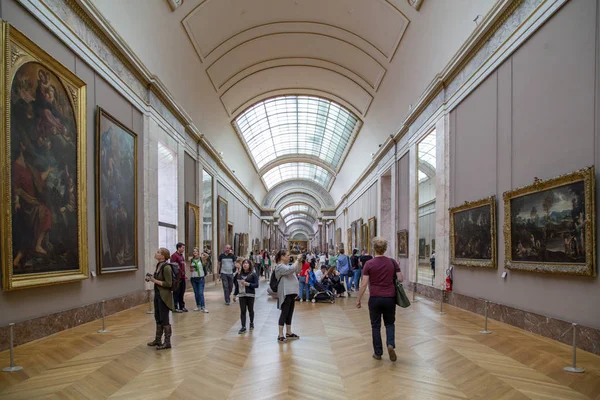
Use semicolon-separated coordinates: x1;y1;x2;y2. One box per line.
356;237;403;362
171;242;187;312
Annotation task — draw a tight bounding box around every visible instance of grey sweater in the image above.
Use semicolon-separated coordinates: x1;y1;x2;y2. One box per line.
275;263;300;306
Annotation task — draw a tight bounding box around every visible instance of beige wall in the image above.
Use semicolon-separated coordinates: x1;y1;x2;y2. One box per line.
397;153;410;275
0;0;146;326
449;0;600;329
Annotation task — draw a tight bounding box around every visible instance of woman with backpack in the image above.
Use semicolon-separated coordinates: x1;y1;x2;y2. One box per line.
274;249;301;343
233;259;259;334
298;254;311;302
146;247;174;350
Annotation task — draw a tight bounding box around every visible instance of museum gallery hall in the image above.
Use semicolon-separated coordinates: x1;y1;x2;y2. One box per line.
1;0;600;399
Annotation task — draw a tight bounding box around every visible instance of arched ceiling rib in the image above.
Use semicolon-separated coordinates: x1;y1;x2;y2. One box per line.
262;162;334;191
280;204;318;220
264;180;335;209
286;221;316;235
275;196;322;215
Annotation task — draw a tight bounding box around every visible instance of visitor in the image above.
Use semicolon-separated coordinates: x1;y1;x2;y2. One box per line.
189;248;209;313
264;251;272;280
319;252;327;268
298;254;311;302
430;250;436;278
325;266;346;297
337;249;351;296
350;248;360;291
315;265;327;283
146;247;174;350
171;242;187;312
218;244;236;305
357;248;373;292
274;250;301;343
356;237;403;362
328;250;338;269
233;259;259;334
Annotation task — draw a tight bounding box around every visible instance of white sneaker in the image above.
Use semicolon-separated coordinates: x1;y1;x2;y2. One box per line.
300;299;304;303
201;308;209;313
193;307;200;311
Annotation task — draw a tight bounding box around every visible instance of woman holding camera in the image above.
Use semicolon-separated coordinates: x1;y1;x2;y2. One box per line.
146;248;174;350
233;259;259;334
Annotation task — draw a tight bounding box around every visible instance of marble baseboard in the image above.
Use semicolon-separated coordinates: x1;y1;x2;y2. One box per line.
409;281;600;356
0;290;149;352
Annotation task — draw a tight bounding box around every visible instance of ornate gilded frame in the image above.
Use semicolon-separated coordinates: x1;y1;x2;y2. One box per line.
347;228;352;254
361;223;369;252
1;23;88;290
449;196;496;269
217;196;228;254
397;229;408;258
503;167;595;276
185;202;200;257
96;107;138;274
368;217;377;254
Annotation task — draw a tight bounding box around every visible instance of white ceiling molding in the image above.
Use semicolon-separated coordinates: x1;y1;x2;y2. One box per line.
407;0;424;11
220;66;373;118
275;194;323;214
166;0;183;11
182;0;408;61
264;180;335;209
206;33;385;92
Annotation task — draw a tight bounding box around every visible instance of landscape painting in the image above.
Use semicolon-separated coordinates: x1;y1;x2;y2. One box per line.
397;230;408;258
96;108;137;274
2;23;88;290
504;167;595;276
450;196;496;268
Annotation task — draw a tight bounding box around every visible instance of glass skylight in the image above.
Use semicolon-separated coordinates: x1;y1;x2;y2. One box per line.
262;162;333;190
280;204;317;219
284;213;315;225
234;95;359;170
285;215;315;227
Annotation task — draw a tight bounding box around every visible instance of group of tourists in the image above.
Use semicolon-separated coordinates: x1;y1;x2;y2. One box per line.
146;237;403;362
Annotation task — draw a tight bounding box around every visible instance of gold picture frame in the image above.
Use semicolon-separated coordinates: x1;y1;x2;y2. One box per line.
368;217;377;254
1;23;88;290
449;196;496;269
96;107;138;274
361;223;369;253
347;228;352;254
185;202;200;259
503;167;595;276
397;229;408;258
217;196;228;255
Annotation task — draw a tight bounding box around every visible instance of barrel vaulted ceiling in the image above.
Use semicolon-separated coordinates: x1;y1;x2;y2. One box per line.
91;0;496;231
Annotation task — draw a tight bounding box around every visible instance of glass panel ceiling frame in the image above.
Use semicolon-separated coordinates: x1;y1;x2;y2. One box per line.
284;213;315;225
285;215;315;228
418;130;436;183
235;95;359;171
280;204;317;219
262;162;333;190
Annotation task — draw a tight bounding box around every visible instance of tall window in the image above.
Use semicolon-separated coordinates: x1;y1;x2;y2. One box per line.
158;141;178;250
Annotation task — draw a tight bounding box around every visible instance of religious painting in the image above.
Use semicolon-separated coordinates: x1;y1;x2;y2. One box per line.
397;230;408;258
368;217;376;255
336;228;341;248
185;202;200;259
289;240;308;255
234;233;240;257
361;223;369;253
95;108;137;274
1;23;88;290
351;220;358;250
419;238;426;258
504;167;596;276
217;196;228;255
347;228;352;254
450;196;496;268
357;218;364;250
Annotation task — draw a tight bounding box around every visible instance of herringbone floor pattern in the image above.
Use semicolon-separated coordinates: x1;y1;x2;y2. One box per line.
1;282;599;399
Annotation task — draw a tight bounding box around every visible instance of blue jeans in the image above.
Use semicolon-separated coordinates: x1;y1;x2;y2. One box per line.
190;277;205;308
221;273;234;304
341;273;351;291
299;279;310;301
353;269;362;290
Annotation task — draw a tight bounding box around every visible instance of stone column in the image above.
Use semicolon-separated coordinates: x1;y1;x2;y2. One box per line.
434;113;450;289
408;144;418;284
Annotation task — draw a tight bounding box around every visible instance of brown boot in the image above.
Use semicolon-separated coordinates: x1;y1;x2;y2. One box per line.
157;325;172;350
147;324;163;346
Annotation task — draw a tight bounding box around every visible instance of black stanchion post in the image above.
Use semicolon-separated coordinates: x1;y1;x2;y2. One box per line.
2;323;23;372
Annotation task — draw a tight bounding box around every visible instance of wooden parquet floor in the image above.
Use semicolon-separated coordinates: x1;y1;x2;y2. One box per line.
1;282;600;400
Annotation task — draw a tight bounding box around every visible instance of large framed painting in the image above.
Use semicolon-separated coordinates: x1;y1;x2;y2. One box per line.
96;108;137;274
217;196;228;255
335;228;341;248
351;220;357;250
368;217;377;255
361;223;369;253
397;230;408;258
504;167;595;276
185;202;200;259
1;23;88;290
289;240;308;255
346;228;352;254
234;233;240;257
450;196;496;269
